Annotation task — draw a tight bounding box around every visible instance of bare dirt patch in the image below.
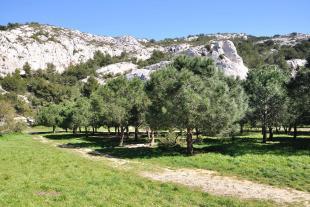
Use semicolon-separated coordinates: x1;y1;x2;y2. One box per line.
142;168;310;206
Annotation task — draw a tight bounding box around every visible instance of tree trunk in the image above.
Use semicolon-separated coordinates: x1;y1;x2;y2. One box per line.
147;127;151;140
79;127;81;133
134;126;139;141
119;126;125;147
85;127;88;137
268;127;273;140
240;123;244;134
117;127;120;135
52;125;56;133
275;126;279;134
150;130;155;146
126;126;129;139
262;125;267;143
195;128;199;139
186;128;194;155
107;126;111;134
92;127;95;135
284;126;288;134
288;126;292;134
293;124;297;139
65;128;68;133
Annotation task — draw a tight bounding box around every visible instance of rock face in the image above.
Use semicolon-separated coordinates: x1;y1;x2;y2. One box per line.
208;40;248;79
96;62;138;76
286;59;307;76
126;61;171;80
167;40;248;79
286;59;307;70
0;24;250;79
257;33;310;46
0;24;155;76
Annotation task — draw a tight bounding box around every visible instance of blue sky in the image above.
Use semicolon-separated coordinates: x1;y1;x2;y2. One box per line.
1;0;309;39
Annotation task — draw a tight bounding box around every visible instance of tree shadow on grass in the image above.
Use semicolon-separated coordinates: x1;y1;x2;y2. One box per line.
42;133;310;159
198;136;310;157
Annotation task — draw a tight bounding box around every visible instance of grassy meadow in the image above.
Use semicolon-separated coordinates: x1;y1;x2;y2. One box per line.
32;127;310;192
0;133;276;207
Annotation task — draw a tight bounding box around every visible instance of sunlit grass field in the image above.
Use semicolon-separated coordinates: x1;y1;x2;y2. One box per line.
35;127;310;192
0;133;274;207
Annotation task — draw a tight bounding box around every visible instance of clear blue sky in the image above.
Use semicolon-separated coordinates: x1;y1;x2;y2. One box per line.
1;0;309;39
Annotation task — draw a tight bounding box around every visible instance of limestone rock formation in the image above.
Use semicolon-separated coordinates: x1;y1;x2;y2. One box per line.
0;23;254;80
126;61;171;80
286;59;307;76
0;24;155;76
96;62;138;76
167;40;248;79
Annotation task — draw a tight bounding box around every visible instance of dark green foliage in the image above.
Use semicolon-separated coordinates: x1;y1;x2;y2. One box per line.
235;38;309;72
81;76;99;97
0;22;22;31
146;56;248;154
22;62;31;77
244;65;289;142
287;67;310;126
36;103;63;132
0;70;26;93
172;55;216;77
27;77;78;104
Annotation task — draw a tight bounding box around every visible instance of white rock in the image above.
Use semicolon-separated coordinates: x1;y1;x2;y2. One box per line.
166;44;191;53
126;61;171;80
184;40;248;79
126;69;151;80
143;61;171;71
81;76;106;85
0;86;8;95
96;62;138;76
286;59;307;76
17;95;30;104
286;59;307;70
0;24;153;76
257;33;310;46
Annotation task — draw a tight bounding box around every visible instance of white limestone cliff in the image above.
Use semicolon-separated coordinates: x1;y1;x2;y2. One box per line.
0;24;250;79
167;40;248;79
0;24;155;76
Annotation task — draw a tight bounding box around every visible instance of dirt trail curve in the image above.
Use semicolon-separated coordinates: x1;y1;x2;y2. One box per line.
33;135;310;206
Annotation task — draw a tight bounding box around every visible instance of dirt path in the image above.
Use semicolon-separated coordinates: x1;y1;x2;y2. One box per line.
33;135;310;206
142;168;310;206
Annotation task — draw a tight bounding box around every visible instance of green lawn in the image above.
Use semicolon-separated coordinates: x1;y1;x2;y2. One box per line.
39;130;310;192
0;133;273;207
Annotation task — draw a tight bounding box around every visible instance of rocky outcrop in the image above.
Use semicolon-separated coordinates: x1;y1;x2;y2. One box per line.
257;33;310;46
96;62;138;76
286;59;307;70
0;24;155;76
167;40;248;79
126;61;171;80
286;59;307;76
0;24;254;80
208;40;248;79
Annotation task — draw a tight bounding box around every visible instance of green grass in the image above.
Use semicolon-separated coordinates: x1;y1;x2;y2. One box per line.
0;133;273;207
39;130;310;192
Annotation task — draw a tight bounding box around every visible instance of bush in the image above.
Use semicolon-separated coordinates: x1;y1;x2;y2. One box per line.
158;131;182;148
0;70;26;93
12;121;27;132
